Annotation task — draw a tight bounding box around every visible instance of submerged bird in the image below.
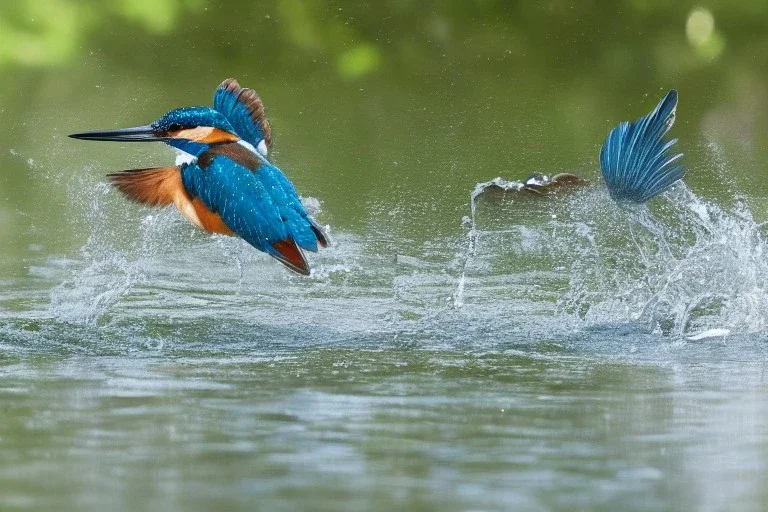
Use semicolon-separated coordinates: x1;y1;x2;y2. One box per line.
70;79;327;275
600;90;684;203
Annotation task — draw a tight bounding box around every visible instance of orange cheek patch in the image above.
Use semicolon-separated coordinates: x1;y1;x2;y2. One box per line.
202;128;240;144
174;127;239;144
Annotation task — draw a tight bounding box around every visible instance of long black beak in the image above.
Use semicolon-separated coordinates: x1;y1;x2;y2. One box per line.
69;125;168;142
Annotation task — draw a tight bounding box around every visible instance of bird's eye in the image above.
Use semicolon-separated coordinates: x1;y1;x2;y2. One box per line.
168;123;182;132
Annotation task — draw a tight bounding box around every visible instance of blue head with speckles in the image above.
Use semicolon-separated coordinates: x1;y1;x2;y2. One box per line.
152;107;238;156
152;106;233;134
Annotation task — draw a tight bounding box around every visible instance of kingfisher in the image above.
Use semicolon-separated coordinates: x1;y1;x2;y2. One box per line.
600;90;684;203
70;79;328;275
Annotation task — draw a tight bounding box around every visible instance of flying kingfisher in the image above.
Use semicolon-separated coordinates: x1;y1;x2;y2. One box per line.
70;79;328;275
600;90;684;203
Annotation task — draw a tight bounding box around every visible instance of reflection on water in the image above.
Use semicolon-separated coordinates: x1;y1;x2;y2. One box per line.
0;335;767;511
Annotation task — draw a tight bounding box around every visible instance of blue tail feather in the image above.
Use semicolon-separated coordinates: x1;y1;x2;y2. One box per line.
600;90;684;203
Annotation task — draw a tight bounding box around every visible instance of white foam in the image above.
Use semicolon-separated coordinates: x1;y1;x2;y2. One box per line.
687;328;730;341
561;183;768;337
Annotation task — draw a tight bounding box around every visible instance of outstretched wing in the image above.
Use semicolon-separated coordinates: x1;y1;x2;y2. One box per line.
213;78;272;158
600;90;684;203
181;152;320;275
255;162;327;251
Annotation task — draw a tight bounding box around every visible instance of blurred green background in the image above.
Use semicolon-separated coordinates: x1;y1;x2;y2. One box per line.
1;0;767;270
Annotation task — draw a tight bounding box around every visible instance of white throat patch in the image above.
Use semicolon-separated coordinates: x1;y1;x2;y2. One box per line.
174;139;268;167
175;151;197;165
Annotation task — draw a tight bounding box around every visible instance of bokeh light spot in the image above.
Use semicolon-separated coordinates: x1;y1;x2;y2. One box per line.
686;7;715;47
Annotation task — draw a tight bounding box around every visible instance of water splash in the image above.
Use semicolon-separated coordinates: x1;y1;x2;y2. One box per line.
453;183;482;308
48;172;190;325
49;251;142;325
454;174;585;308
454;176;543;308
561;184;768;337
42;154;768;341
49;180;145;325
46;171;340;325
458;168;768;339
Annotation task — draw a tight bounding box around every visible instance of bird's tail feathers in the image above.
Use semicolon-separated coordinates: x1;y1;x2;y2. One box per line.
270;239;311;275
599;90;684;203
309;218;329;248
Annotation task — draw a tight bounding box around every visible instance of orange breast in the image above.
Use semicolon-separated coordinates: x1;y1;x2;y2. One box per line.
191;198;233;235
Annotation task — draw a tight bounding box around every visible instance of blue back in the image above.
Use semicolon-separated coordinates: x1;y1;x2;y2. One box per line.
180;155;319;255
600;90;684;203
257;162;319;250
213;79;271;156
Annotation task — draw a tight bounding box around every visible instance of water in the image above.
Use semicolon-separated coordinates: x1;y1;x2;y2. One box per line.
2;2;768;510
